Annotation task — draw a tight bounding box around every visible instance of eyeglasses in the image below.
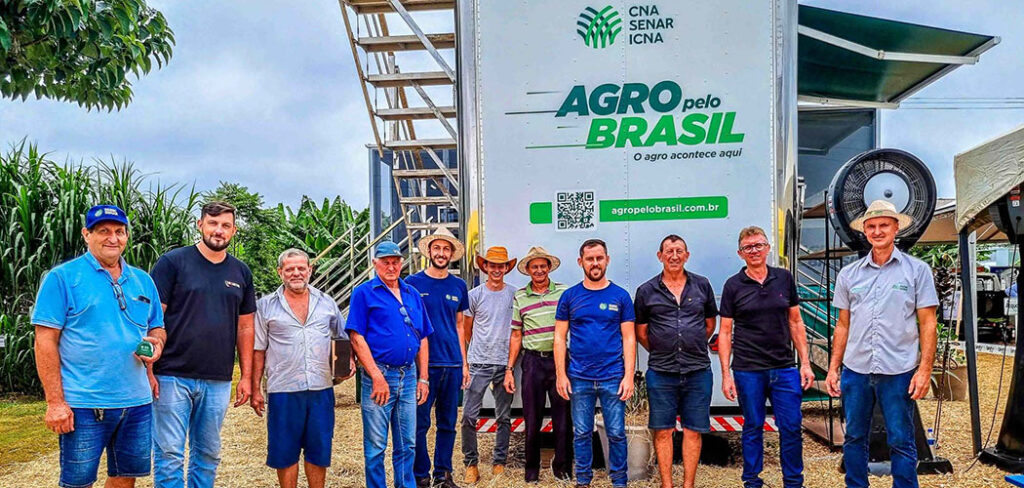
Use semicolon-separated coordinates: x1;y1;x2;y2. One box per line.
398;306;413;326
112;282;127;310
739;242;770;254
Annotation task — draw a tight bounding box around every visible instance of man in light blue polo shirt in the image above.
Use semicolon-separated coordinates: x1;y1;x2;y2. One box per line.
825;200;939;488
346;241;433;488
33;204;165;488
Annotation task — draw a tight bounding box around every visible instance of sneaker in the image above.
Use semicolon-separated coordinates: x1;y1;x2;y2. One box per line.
491;465;505;476
415;477;432;488
434;472;462;488
464;466;479;484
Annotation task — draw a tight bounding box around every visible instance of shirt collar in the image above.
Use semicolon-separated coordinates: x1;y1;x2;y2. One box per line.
862;247;903;269
523;280;559;296
372;274;411;294
83;251;130;283
272;284;326;305
737;266;776;284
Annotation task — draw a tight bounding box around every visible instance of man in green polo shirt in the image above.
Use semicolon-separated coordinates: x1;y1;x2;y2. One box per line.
503;246;572;483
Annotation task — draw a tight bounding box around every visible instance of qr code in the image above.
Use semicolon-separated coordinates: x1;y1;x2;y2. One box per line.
557;191;595;230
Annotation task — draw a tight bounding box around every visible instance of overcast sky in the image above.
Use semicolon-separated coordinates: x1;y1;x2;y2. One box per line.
0;1;1020;210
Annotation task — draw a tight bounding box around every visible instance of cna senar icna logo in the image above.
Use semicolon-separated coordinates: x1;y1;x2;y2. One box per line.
576;6;622;48
577;5;674;48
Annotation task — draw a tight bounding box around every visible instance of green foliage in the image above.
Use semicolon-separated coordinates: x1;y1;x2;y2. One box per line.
0;142;370;396
205;183;371;295
0;140;197;395
0;0;175;110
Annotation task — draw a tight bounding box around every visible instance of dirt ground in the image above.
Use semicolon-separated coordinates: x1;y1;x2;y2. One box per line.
0;352;1017;487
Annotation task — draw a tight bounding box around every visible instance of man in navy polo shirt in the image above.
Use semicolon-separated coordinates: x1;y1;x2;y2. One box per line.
406;228;469;488
347;241;433;488
33;204;165;488
717;226;814;488
555;238;636;488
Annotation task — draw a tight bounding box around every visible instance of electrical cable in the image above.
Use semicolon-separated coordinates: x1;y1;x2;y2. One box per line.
963;215;1019;473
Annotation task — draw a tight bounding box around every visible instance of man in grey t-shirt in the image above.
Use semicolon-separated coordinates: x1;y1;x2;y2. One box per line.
460;247;518;484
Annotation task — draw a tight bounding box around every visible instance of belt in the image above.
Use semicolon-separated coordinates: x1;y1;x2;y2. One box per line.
524;349;554;358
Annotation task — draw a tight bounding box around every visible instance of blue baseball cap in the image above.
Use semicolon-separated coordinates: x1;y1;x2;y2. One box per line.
85;204;130;229
374;241;403;258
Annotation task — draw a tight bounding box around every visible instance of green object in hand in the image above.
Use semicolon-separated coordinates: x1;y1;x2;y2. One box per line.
136;341;154;358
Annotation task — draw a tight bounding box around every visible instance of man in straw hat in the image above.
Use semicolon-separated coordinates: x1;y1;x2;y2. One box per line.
824;199;938;488
346;241;433;488
406;227;469;488
504;245;574;483
460;247;517;484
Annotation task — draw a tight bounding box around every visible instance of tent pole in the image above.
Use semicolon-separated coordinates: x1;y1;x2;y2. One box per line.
959;229;983;455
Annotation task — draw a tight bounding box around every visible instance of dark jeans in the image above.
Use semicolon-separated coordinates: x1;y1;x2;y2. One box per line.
415;366;460;479
461;363;512;466
521;350;573;481
841;369;918;488
734;367;804;488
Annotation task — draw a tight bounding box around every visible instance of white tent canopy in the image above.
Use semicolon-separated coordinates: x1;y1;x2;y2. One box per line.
955;125;1024;232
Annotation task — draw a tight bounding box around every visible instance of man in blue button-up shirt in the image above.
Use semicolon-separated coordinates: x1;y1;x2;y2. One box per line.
33;204;165;488
825;200;938;488
346;241;433;488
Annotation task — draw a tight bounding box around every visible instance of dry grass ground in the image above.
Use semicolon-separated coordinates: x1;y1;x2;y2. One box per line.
0;352;1017;487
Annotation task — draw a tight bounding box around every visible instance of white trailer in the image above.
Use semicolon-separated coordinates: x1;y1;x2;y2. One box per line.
457;0;799;414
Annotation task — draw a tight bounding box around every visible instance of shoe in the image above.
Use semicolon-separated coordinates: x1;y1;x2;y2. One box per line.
434;472;462;488
464;466;479;484
415;477;432;488
553;469;573;482
491;464;505;475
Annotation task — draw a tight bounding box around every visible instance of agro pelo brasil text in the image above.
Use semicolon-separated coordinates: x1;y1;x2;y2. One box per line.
555;80;744;149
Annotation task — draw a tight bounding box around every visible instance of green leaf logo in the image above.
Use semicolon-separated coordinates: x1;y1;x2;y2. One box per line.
577;6;622;49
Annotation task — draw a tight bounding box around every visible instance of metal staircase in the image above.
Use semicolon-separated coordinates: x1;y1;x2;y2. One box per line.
336;0;460;275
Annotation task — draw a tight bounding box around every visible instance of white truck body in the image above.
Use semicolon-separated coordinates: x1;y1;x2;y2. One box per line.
457;0;799;411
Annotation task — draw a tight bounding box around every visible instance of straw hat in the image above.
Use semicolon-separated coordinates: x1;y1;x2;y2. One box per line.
516;246;561;276
850;199;913;232
475;246;516;273
416;227;465;262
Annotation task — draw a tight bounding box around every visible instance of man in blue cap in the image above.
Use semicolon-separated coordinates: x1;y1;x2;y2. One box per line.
347;241;433;488
33;204;166;488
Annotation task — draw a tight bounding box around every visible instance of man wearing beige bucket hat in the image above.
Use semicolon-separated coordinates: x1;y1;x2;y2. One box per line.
824;199;938;488
460;247;517;483
504;245;574;482
406;227;469;488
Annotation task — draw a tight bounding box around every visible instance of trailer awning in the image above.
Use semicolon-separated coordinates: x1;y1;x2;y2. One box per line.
798;5;999;108
955;125;1024;233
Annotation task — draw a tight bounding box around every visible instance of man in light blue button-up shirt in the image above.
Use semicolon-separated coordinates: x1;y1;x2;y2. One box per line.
825;200;939;488
251;249;354;488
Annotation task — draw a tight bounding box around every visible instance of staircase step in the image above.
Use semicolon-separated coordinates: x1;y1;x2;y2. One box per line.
366;71;452;88
376;106;456;121
398;195;457;206
384;138;457;150
344;0;454;14
392;168;457;179
407;221;459;231
357;34;455;52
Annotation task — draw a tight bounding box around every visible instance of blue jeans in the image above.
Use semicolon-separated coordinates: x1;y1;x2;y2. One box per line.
414;366;460;479
571;377;627;487
841;369;918;488
734;367;804;488
361;364;418;488
153;376;232;488
59;405;152;488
